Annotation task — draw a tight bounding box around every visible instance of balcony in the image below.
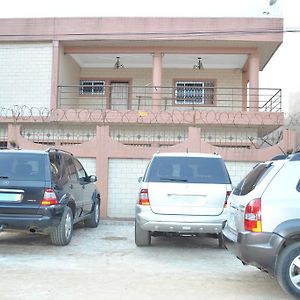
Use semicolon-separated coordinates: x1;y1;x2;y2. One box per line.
58;84;281;112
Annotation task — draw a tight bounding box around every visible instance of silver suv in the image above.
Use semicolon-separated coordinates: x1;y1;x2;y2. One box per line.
135;153;232;247
222;153;300;299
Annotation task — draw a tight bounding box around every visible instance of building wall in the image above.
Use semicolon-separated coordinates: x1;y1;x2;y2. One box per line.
200;126;258;145
5;124;296;218
59;49;81;107
21;124;96;145
107;158;149;218
109;125;188;145
0;42;52;109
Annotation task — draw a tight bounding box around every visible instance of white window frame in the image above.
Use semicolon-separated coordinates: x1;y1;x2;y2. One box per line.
79;80;105;95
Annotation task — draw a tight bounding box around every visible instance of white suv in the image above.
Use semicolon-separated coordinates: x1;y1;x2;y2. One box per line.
222;153;300;299
135;153;232;247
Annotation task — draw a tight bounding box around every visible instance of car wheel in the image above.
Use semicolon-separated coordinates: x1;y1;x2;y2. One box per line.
50;206;73;246
135;219;151;246
276;242;300;298
84;198;100;228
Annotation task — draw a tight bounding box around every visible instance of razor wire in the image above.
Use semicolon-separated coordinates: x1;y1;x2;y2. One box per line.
0;105;285;125
1;105;299;151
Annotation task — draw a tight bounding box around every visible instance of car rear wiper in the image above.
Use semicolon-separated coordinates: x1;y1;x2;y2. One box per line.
159;177;188;182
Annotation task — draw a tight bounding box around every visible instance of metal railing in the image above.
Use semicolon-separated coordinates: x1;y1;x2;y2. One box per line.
58;85;282;112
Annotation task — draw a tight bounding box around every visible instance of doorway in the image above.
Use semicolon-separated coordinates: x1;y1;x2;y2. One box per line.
110;82;129;110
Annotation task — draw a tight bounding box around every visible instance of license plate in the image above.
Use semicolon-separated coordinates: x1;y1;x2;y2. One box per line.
0;193;22;202
168;194;206;206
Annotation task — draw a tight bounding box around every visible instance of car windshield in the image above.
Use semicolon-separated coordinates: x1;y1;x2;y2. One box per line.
146;156;231;184
0;153;46;181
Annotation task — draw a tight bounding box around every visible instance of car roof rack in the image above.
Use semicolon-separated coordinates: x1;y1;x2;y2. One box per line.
289;153;300;161
46;148;74;156
271;154;288;161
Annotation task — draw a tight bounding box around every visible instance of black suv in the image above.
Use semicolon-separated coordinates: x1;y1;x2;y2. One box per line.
0;148;101;245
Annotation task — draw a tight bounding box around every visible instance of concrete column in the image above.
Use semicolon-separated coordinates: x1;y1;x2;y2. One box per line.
242;70;248;111
187;127;201;152
51;41;60;110
96;125;110;218
7;124;21;149
152;52;163;112
248;52;259;111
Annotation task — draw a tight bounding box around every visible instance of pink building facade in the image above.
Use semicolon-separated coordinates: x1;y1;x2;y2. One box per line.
0;17;294;218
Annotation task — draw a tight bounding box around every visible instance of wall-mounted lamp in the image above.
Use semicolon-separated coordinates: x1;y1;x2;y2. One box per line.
193;57;204;70
114;56;125;69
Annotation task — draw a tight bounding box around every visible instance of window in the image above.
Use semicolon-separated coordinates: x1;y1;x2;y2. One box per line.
64;154;78;181
79;80;105;95
73;158;87;180
233;163;273;196
49;153;61;182
175;81;215;105
146;157;231;184
0;153;46;181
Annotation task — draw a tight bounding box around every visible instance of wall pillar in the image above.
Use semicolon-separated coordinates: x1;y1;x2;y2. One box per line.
7;124;21;148
152;52;163;112
51;40;60;110
96;125;110;218
248;52;259;112
242;69;248;111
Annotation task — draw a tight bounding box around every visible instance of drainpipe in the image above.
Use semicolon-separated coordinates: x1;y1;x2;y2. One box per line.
152;52;163;112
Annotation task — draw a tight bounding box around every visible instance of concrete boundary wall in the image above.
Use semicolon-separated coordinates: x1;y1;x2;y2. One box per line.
6;124;296;218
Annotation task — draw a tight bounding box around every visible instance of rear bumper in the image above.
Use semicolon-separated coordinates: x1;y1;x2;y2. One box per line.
222;222;284;275
0;205;65;233
136;205;226;234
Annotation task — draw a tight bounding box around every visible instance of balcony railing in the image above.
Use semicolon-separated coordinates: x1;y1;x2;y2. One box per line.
58;85;282;112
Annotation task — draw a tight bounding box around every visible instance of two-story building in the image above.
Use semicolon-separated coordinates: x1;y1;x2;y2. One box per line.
0;13;295;218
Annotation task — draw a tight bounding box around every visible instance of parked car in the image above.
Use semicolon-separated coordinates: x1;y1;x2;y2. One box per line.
135;152;232;247
222;153;300;299
0;148;100;245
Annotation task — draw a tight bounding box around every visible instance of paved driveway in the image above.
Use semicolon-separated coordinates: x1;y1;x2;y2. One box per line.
0;221;293;300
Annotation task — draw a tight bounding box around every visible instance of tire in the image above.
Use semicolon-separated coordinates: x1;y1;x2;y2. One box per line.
276;242;300;298
50;206;73;246
84;198;100;228
218;233;225;249
135;220;151;246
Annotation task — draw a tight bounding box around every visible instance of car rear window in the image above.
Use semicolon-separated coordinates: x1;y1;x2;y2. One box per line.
0;153;46;181
145;156;231;184
233;163;273;196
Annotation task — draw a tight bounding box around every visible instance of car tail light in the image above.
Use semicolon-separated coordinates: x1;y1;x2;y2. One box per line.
224;191;231;208
139;189;150;206
244;198;262;232
40;188;58;206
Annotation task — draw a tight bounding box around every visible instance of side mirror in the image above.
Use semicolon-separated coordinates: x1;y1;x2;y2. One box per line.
138;176;143;183
88;175;97;183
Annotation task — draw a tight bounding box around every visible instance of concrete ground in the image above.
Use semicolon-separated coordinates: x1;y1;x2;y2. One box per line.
0;220;293;300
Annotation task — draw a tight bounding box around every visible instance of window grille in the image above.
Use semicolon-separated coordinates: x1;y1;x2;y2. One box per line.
79;80;105;95
175;81;215;105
